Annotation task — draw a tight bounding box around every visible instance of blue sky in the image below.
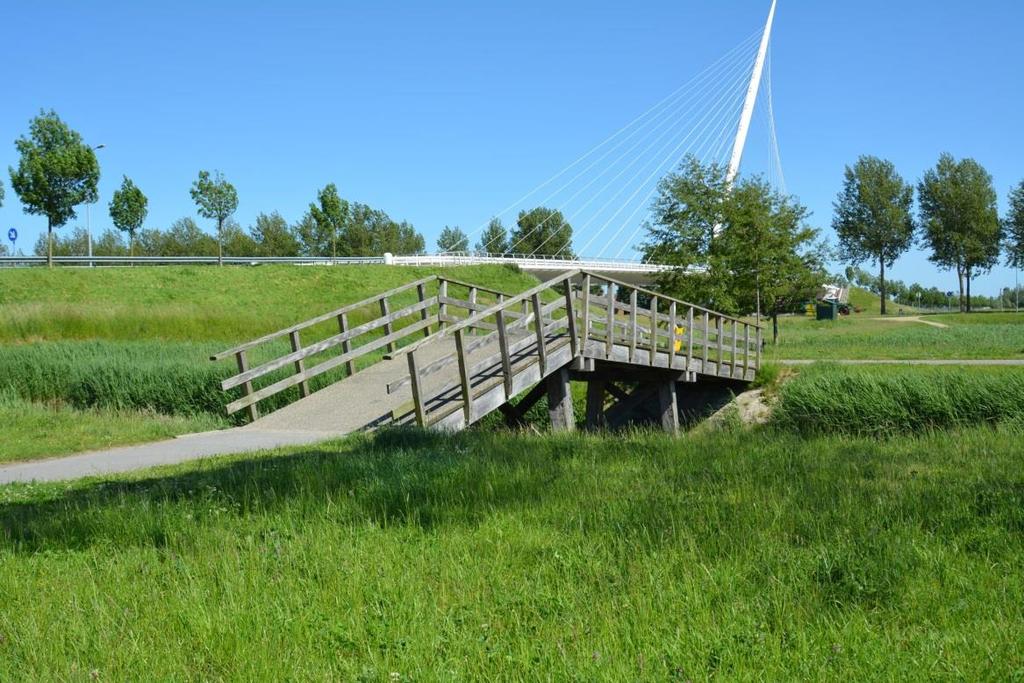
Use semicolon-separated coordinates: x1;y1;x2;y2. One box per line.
2;0;1022;295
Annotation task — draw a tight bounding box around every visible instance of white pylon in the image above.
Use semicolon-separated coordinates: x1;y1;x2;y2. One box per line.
726;0;777;186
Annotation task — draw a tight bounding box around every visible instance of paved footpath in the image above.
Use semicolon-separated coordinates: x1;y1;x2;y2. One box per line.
779;359;1024;366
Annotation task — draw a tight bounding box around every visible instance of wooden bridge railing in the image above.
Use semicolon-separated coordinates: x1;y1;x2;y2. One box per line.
387;270;763;429
210;275;512;420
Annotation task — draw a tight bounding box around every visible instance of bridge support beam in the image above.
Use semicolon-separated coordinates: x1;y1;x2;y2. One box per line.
585;380;607;430
658;380;679;436
546;367;575;432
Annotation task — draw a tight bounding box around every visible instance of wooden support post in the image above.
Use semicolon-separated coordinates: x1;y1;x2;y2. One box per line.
756;326;762;370
546;366;575;432
438;280;448;330
629;289;638;362
235;350;260;422
648;295;658;366
496;309;514;398
668;301;677;369
407;350;426;427
289;330;310;398
564;280;579;356
731;320;738;375
337;313;355;376
379;298;396;353
605;282;616;358
581;274;592;348
744;325;750;377
468;286;478;334
454;329;473;426
585;380;606;430
417;283;431;337
658;380;679;436
532;293;547;374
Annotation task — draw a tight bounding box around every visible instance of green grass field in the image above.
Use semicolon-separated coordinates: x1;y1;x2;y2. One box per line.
1;427;1022;679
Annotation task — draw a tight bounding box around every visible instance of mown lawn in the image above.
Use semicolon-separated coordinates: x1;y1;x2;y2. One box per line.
1;427;1022;679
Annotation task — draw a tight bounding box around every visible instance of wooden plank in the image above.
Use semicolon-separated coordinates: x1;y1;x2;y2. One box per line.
407;350;426;427
658;381;679;436
564;280;579;357
338;313;355;376
756;326;763;370
731;320;738;367
702;311;710;366
585;380;606;430
438;279;448;331
289;330;310;398
468;287;478;334
532;293;547;374
581;274;592;348
210;274;438;360
717;316;724;371
225;317;435;414
454;329;473;425
686;306;694;367
223;296;437;390
496;310;514;398
744;325;750;375
236;350;259;422
380;298;396;353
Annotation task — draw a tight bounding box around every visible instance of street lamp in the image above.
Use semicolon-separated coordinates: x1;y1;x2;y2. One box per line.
86;143;106;267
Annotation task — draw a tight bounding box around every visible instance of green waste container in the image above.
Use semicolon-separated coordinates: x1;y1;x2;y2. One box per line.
816;301;838;321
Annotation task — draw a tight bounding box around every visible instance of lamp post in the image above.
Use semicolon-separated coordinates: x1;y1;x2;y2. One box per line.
86;143;106;267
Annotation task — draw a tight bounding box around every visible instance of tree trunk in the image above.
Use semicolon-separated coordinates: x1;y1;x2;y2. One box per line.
957;265;966;313
879;258;887;315
47;218;53;269
218;218;224;267
129;232;135;264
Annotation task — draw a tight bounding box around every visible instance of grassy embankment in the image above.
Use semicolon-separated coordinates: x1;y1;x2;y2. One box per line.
0;426;1021;679
0;265;542;461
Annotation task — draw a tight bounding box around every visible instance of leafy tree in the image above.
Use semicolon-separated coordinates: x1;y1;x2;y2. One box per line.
643;156;825;341
918;154;1002;312
476;218;508;254
190;170;238;265
8;110;100;267
308;183;348;260
831;156;915;315
509;207;574;257
220;218;258;257
159;217;219;256
0;178;5;207
437;225;469;252
250;212;300;256
108;176;148;256
93;229;129;256
1005;180;1024;271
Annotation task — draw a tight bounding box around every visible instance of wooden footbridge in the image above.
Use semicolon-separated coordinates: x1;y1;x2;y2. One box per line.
212;271;762;436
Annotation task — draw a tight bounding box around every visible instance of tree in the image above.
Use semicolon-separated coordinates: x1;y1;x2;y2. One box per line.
831;156;915;315
509;207;574;257
108;176;148;257
643;156;825;342
0;178;5;207
159;217;219;256
437;225;469;252
308;183;348;260
190;170;238;265
250;212;300;256
1005;180;1024;271
476;218;508;254
918;154;1002;312
220;218;258;257
8;110;100;267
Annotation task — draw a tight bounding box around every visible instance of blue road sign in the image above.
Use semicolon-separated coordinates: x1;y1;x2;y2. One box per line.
7;228;16;243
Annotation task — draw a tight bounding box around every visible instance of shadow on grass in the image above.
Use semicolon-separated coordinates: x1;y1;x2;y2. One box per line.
0;429;568;554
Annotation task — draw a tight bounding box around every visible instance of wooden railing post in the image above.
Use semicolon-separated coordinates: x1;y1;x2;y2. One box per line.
581;274;592;349
235;350;259;422
668;301;677;369
454;329;473;425
717;316;724;375
564;279;579;357
731;320;738;375
744;324;750;377
438;279;449;330
756;326;763;370
532;293;547;374
289;330;310;398
605;282;616;358
407;350;426;427
496;309;514;398
702;311;710;368
417;282;431;337
628;289;638;362
686;306;694;368
468;286;478;334
337;313;355;376
648;295;658;366
379;297;396;353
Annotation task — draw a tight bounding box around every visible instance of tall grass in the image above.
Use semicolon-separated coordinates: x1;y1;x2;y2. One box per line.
773;364;1024;435
0;427;1021;678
